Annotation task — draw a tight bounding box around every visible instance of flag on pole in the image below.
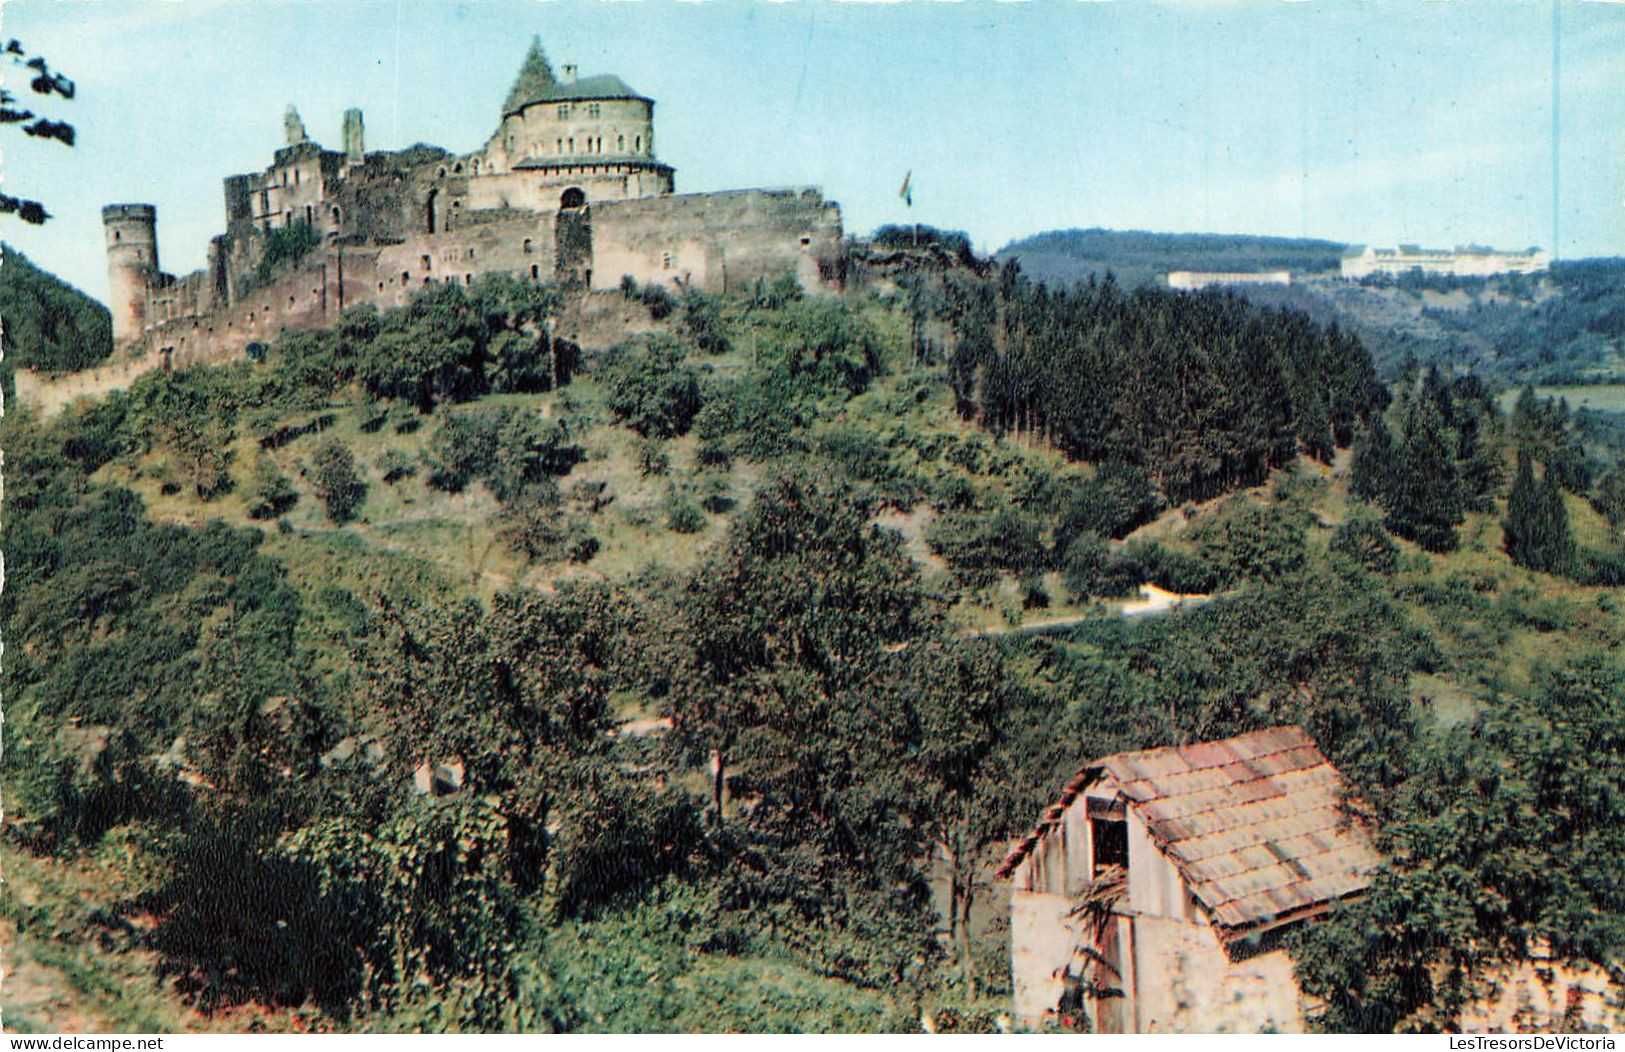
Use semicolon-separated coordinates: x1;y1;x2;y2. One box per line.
898;170;913;208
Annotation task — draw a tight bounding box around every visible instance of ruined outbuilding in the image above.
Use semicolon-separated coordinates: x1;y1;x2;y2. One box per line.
999;725;1379;1033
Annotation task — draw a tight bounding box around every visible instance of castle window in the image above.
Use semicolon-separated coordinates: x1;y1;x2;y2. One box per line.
587;103;600;118
557;104;569;119
567;138;574;153
464;274;472;286
523;238;533;255
422;255;432;271
305;205;314;225
294;168;301;185
114;231;121;242
530;264;540;280
402;271;410;284
661;252;673;270
437;167;447;178
378;281;385;292
557;138;563;153
617;134;625;152
473;160;480;174
453;162;463;174
635;135;642;153
468;248;476;260
332;206;341;223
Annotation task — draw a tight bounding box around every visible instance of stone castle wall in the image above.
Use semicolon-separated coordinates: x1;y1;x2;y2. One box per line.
22;190;843;415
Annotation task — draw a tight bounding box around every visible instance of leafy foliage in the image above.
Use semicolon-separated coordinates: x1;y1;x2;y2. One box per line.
0;245;112;374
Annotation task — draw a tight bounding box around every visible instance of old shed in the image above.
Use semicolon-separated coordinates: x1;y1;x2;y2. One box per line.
999;725;1380;1033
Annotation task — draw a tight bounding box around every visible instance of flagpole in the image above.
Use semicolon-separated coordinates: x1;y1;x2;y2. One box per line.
899;170;916;247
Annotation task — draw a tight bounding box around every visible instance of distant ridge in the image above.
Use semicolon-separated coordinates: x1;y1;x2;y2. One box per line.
996;228;1347;290
0;244;114;375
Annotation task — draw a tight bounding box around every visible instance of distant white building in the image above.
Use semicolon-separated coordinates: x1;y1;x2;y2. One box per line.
1340;244;1549;280
1167;270;1291;291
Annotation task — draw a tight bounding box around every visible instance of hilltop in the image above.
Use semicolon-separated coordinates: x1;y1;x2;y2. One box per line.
995;227;1347;289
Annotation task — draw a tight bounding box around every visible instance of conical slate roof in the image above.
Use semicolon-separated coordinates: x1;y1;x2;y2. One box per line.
503;36;557;113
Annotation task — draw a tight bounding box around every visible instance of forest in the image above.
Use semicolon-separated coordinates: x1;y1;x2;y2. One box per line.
4;256;1625;1033
0;244;114;380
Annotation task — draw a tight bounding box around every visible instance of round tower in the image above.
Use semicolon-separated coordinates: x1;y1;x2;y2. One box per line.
103;203;159;344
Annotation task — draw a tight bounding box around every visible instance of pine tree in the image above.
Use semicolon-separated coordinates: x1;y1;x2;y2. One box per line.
1537;469;1576;574
502;36;556;114
1351;416;1397;503
1386;397;1464;553
1503;449;1543;568
1504;449;1576;575
1591;463;1625;533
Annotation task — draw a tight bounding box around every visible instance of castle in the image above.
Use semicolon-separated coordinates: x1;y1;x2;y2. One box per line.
94;38;845;373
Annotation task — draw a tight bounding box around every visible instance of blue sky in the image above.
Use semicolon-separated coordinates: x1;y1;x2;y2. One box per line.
5;0;1623;307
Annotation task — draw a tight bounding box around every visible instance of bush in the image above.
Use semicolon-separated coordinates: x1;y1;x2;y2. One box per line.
495;479;566;558
925;507;1044;579
603;336;703;439
1054;463;1163;549
376;448;417;484
681;289;731;355
1194;502;1308;587
635;436;669;478
244;452;298;520
1060;532;1112;598
1332;516;1399;575
424;409;503;492
665;490;706;534
308;439;366;524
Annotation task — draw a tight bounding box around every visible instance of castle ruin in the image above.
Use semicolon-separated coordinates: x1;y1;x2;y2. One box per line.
92;37;845;375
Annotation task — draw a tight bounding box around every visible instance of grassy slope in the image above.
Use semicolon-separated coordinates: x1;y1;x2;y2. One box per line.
30;289;1625;1032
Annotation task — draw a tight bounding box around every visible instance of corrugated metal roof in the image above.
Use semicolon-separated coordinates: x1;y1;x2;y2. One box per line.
997;726;1378;936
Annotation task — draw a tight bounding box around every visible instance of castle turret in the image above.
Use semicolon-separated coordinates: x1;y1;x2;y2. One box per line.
103;203;159;344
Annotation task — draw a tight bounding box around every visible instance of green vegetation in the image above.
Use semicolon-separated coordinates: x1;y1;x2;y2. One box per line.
7;252;1625;1034
0;245;113;380
250;221;323;289
948;264;1384;502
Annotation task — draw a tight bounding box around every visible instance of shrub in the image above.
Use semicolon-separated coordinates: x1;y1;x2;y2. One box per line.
925;507;1044;578
603;336;703;439
376;448;417;485
244;452;298;520
681;289;731;355
1331;516;1400;575
308;439;366;523
665;490;706;534
424;409;503;492
1054;463;1163;549
635;436;669;478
